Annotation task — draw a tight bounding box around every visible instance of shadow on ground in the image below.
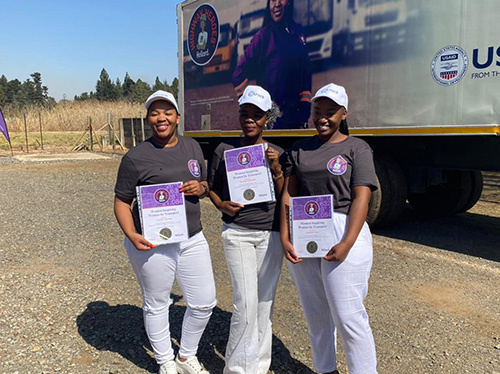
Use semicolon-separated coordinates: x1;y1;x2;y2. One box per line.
372;205;500;262
77;295;313;373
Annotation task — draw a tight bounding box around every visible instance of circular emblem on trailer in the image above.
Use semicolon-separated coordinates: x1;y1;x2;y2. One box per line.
154;189;169;204
243;189;255;201
431;45;468;86
159;227;172;240
237;151;251;166
188;3;220;66
327;155;347;175
188;159;201;177
305;201;319;216
306;241;318;254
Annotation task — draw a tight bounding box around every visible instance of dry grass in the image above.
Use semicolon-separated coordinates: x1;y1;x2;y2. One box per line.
0;100;145;153
2;100;145;132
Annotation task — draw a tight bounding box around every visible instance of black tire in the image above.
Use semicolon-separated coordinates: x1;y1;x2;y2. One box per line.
407;170;475;216
367;155;408;228
457;171;483;213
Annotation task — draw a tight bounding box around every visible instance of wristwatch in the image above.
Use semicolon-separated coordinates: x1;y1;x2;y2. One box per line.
200;184;209;197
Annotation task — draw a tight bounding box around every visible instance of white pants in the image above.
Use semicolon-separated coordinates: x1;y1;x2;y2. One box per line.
222;223;284;374
287;213;377;374
125;231;217;365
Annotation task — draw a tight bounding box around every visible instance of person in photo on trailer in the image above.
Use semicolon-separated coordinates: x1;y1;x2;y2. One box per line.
232;0;312;129
208;85;285;374
280;83;378;374
114;90;215;374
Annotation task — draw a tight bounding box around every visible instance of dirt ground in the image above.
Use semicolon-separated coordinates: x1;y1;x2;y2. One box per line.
0;157;499;374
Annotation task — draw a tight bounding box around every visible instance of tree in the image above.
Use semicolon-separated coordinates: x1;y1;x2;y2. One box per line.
133;79;152;104
31;72;46;105
0;75;7;106
122;72;135;101
6;79;22;105
95;68;119;101
153;77;167;92
170;78;179;99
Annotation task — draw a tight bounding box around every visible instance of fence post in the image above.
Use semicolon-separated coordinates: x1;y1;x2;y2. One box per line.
23;113;29;153
39;112;44;150
131;119;136;148
140;116;145;142
89;117;93;151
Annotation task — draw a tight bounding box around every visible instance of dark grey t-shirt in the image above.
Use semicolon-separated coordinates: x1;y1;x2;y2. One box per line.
208;139;285;231
114;136;206;237
286;135;377;215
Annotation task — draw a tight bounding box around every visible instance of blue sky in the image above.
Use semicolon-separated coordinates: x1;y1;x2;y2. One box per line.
0;0;179;101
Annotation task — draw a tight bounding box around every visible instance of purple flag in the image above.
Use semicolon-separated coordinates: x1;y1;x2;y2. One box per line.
0;108;10;143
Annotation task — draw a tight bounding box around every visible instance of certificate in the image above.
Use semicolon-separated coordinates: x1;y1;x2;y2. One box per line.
290;194;335;258
224;144;275;205
136;182;188;245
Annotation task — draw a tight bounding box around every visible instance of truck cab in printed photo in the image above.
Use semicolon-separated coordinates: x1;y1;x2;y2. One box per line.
202;23;238;76
294;0;408;62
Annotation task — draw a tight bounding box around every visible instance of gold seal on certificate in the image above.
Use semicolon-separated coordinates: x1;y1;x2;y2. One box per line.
159;227;173;241
243;189;255;201
306;241;318;254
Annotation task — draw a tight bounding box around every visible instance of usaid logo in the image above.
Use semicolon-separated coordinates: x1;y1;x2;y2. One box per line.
431;45;468;86
188;4;220;66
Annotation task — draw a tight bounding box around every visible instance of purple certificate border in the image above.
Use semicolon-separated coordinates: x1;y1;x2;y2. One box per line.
292;195;333;220
224;144;266;172
139;182;184;209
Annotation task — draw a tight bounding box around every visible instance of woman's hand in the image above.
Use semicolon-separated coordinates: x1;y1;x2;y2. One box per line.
128;232;154;251
282;239;302;264
266;146;282;177
324;241;352;262
180;180;207;197
219;201;244;216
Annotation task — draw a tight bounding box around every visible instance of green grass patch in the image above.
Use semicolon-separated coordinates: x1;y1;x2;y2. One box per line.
0;131;86;151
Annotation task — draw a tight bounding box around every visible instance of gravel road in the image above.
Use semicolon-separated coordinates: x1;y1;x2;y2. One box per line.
0;156;499;374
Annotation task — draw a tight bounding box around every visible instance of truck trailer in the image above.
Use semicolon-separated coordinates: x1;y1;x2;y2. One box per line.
177;0;500;227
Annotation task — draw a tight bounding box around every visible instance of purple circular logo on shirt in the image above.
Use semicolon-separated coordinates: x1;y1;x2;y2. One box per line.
188;159;201;177
237;151;251;165
154;189;169;204
305;201;319;216
327;155;347;175
187;4;220;66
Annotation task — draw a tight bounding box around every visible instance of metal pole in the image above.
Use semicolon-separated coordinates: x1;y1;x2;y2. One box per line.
131;119;136;148
89;117;93;151
140;116;145;142
108;112;115;151
39;112;44;150
23;113;29;153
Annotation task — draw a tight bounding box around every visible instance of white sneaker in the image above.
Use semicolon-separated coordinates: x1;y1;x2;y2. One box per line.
175;355;210;374
158;360;177;374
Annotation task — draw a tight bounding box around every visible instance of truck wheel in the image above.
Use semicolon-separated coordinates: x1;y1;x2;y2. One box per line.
407;170;475;216
367;155;407;228
457;171;483;213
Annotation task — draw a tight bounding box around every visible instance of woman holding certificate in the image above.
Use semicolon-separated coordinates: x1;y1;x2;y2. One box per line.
280;83;378;374
208;85;285;374
114;91;215;374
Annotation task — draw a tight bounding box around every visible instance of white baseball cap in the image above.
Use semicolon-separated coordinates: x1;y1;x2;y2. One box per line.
238;85;272;112
312;83;348;111
145;90;179;113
